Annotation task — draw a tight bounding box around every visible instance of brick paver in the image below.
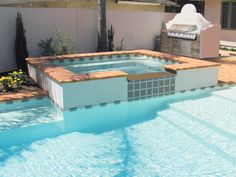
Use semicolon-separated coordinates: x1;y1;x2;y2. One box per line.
207;54;236;84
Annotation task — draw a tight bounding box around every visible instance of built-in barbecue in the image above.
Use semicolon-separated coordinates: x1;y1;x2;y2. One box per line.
167;24;198;40
160;4;221;58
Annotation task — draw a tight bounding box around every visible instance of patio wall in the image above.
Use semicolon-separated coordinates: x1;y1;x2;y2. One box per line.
0;7;175;73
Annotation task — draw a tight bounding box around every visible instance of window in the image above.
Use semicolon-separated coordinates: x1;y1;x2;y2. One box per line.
221;2;236;29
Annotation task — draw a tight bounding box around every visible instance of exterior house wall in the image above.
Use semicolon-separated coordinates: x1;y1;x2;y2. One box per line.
204;0;221;24
205;0;236;42
0;7;175;73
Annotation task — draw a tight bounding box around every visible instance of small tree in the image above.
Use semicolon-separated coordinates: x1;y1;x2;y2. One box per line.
38;38;54;56
107;25;124;51
97;0;108;52
15;12;29;73
108;25;114;51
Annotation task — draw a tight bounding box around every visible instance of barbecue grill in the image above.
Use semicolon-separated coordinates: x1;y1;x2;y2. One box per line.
160;4;221;58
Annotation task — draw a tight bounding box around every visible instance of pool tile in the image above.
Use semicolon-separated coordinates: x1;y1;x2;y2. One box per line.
114;100;121;104
134;90;140;97
85;105;93;109
159;80;164;86
100;103;107;107
128;92;133;98
141;82;147;89
134;83;140;90
141;90;147;97
69;107;77;112
128;84;134;91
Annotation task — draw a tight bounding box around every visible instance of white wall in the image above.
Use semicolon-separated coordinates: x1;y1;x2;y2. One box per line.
0;7;175;73
28;63;128;110
28;64;64;108
175;66;219;92
63;77;128;110
0;8;18;72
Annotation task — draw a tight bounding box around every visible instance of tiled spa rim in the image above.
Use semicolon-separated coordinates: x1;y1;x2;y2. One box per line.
26;50;220;110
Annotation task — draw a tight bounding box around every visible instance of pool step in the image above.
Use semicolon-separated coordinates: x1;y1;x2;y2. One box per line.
158;109;236;165
213;86;236;103
169;95;236;136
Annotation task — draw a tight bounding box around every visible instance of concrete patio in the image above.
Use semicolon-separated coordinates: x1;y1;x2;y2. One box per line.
207;50;236;84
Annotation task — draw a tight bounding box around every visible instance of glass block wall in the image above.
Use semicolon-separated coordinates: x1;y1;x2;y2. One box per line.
128;75;175;101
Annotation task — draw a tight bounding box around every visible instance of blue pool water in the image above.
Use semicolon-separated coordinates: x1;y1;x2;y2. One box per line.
60;57;172;74
0;86;236;176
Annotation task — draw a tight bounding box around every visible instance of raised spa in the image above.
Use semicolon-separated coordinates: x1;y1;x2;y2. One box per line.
27;50;220;110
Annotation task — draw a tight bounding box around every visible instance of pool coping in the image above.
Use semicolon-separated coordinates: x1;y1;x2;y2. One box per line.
26;50;220;83
0;89;48;103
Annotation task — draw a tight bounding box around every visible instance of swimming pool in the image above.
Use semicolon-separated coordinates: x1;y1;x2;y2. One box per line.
0;86;236;176
61;57;168;74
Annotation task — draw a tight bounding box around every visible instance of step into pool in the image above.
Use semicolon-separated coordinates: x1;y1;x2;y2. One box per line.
0;86;236;176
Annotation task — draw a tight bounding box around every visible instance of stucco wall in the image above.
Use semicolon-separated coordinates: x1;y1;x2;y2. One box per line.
63;77;128;110
204;0;221;24
1;0;165;12
0;7;175;73
28;64;64;108
175;66;219;92
0;8;18;72
204;0;236;42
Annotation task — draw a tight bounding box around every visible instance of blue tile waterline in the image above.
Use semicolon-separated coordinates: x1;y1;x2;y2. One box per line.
0;86;236;176
58;57;171;74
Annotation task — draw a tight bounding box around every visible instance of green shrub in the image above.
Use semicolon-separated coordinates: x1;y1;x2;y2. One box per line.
220;46;236;52
108;25;115;51
0;70;28;92
38;38;54;56
53;29;75;55
115;38;124;51
38;28;75;56
107;25;124;51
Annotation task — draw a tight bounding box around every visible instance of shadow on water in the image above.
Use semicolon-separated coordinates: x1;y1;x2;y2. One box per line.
0;89;213;163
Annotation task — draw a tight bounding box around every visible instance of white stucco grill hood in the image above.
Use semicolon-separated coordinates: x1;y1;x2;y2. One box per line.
166;4;212;40
160;4;221;58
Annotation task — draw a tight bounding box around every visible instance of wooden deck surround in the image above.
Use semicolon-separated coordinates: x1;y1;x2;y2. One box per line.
26;50;220;83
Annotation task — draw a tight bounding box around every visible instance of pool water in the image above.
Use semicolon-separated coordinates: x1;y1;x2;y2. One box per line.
0;87;236;176
61;57;170;74
0;98;62;132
